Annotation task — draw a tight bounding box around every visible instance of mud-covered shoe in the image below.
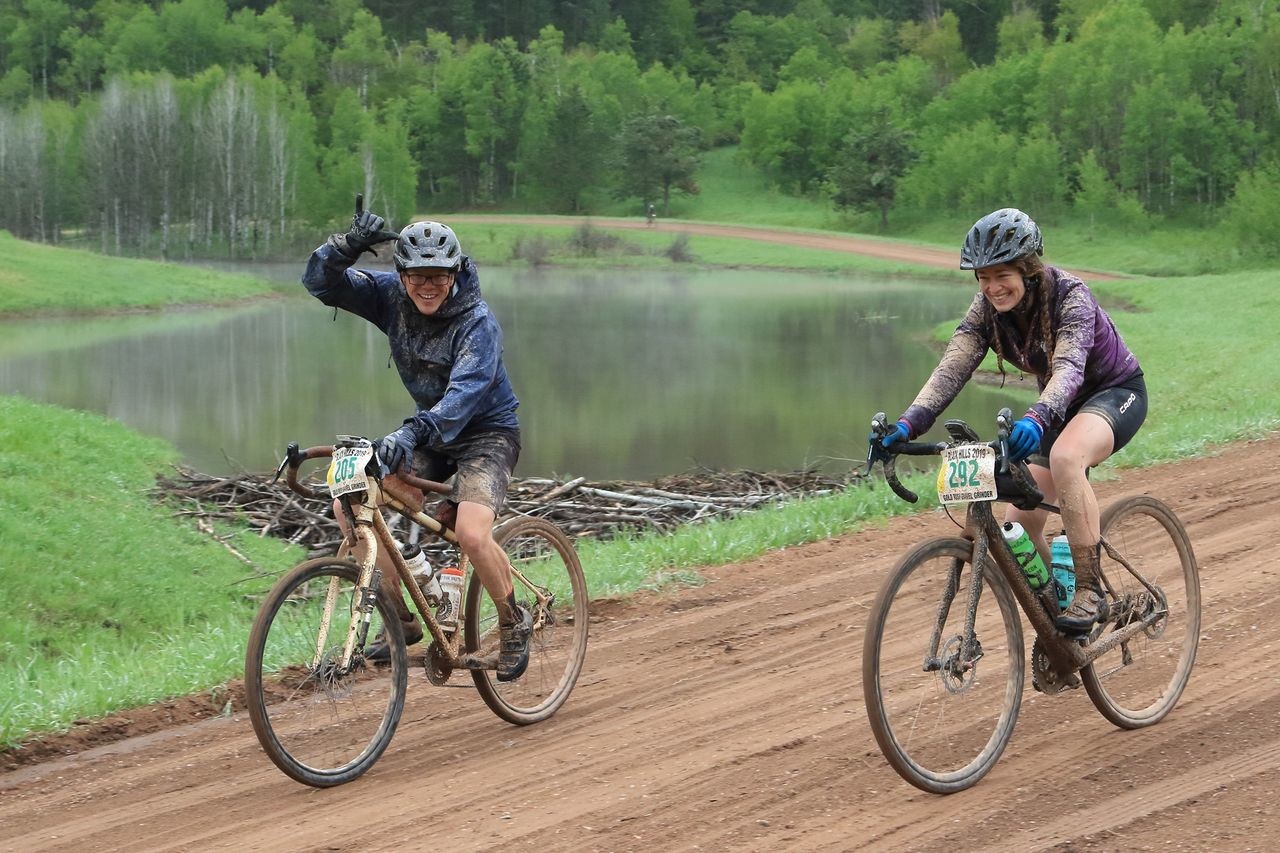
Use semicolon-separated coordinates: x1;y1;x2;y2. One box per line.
1055;582;1108;636
365;620;424;664
497;604;533;683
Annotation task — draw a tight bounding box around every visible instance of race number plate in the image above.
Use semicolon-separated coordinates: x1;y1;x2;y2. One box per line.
327;440;375;498
936;444;996;505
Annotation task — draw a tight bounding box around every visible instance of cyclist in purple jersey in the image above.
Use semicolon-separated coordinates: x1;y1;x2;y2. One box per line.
878;208;1147;636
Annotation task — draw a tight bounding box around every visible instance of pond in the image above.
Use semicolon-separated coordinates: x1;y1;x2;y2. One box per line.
0;263;1031;479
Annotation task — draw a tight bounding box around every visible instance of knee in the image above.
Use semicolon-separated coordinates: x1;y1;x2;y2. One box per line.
1049;442;1090;482
454;520;493;556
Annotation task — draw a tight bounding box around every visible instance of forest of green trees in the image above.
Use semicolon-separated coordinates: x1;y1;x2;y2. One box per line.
0;0;1277;258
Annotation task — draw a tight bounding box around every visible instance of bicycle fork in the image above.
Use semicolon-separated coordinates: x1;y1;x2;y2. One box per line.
312;504;381;674
923;537;988;688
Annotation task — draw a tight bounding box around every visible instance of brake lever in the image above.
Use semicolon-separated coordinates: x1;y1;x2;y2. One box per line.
995;407;1013;473
272;441;301;484
866;411;890;474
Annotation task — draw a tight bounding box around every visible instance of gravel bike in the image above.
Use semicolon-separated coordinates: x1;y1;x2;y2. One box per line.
861;409;1199;794
245;436;588;787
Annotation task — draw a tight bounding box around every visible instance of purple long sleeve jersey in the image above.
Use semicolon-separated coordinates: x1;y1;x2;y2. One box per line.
900;266;1139;438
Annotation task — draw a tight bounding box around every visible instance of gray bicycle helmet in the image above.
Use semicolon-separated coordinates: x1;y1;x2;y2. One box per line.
960;208;1043;270
394;220;462;271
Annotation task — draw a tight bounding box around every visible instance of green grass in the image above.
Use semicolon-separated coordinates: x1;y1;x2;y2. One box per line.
0;396;300;747
0;231;286;315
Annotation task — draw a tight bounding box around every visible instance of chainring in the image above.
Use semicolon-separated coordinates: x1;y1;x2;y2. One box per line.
423;641;453;686
1031;637;1080;695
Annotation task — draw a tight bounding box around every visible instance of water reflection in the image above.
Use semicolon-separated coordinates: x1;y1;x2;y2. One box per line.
0;266;1032;478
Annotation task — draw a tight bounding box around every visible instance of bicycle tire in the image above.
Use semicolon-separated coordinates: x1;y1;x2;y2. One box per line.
862;537;1025;794
245;558;408;787
1081;496;1200;729
464;516;589;725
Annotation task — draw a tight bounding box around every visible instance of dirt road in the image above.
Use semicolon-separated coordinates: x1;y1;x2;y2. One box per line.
445;214;1127;281
3;433;1278;852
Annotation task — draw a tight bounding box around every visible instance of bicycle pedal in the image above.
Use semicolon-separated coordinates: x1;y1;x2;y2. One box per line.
458;652;498;671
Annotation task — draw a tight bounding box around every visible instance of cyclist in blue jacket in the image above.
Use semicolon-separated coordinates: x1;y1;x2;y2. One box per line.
302;208;530;681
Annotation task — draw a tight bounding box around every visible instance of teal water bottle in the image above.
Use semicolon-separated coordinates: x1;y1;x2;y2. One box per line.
1051;534;1076;609
1002;522;1050;590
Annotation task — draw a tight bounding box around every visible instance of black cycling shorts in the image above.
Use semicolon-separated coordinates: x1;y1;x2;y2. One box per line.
1029;370;1147;466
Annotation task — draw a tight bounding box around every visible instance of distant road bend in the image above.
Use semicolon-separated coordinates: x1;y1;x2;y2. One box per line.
447;214;1127;281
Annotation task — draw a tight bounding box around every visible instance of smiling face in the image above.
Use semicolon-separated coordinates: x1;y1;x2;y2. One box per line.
975;263;1026;313
400;269;455;315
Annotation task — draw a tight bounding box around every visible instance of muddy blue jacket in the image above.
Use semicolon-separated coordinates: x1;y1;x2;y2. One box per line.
302;242;519;447
901;266;1139;436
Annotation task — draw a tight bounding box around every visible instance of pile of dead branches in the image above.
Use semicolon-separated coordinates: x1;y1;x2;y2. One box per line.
155;465;865;562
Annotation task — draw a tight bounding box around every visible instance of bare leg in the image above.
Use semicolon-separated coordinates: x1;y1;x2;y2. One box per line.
455;500;531;680
1048;412;1115;558
453;500;515;619
1048;412;1117;632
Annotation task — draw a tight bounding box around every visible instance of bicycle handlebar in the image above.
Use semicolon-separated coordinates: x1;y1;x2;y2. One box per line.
274;441;452;500
866;408;1044;508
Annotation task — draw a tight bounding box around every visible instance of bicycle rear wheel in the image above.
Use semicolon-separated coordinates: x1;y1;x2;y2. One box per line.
1081;496;1200;728
862;537;1024;794
465;517;589;725
245;558;407;787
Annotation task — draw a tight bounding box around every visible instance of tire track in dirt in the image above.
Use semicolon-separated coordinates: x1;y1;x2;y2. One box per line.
2;440;1278;850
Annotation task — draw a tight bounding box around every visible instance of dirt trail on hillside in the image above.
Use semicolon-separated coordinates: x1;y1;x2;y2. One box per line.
2;435;1278;852
446;214;1127;281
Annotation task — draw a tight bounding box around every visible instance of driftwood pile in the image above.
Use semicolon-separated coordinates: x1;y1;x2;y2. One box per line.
155;466;863;562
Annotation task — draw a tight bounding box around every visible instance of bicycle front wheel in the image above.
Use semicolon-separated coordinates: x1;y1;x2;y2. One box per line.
465;516;589;725
862;537;1025;794
1081;496;1200;728
245;558;407;787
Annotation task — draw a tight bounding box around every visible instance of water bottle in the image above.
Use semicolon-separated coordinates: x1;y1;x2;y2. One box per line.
1002;521;1050;590
401;543;442;604
1050;534;1076;610
437;565;465;629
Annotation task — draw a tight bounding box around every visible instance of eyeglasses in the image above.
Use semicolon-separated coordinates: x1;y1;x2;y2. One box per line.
401;271;454;288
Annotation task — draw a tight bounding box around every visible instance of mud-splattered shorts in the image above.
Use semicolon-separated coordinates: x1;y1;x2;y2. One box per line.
411;427;521;514
1029;370;1147;467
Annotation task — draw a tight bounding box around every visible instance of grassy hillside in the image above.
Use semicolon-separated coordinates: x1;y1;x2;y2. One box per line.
0;231;285;315
0;396;299;746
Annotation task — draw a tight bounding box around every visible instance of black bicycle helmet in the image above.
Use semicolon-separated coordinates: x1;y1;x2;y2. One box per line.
960;208;1043;270
394;220;462;271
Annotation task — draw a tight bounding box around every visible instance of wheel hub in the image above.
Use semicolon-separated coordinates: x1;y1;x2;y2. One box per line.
938;635;982;694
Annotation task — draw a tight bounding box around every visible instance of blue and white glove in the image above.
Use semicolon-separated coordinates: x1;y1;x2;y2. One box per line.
376;424;418;475
1007;416;1044;462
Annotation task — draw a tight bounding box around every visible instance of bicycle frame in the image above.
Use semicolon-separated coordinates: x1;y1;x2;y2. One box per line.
922;470;1171;691
281;443;550;674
